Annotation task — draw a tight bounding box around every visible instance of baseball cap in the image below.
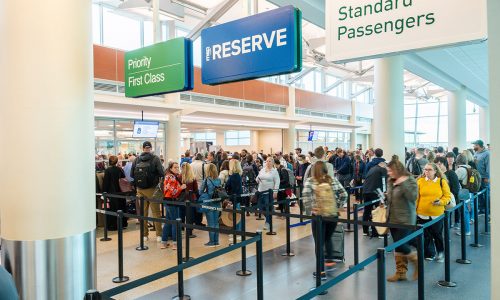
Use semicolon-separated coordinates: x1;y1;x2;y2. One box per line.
143;141;152;148
472;140;484;147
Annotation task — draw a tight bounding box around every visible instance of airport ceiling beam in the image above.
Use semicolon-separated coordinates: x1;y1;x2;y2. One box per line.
286;67;317;85
350;87;371;99
186;0;239;41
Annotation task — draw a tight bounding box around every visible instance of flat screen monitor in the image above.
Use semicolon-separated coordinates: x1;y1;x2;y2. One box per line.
307;130;318;141
133;121;159;138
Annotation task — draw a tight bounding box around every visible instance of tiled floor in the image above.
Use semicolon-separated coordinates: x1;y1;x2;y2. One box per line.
96;206;490;300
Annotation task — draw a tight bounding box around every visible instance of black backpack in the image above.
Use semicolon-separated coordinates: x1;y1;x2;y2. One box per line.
242;165;257;187
134;157;156;189
408;158;422;175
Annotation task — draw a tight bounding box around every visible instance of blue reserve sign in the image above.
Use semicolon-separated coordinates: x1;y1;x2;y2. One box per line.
201;5;302;85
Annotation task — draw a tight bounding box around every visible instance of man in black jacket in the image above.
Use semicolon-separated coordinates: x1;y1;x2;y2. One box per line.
131;141;165;242
362;159;388;237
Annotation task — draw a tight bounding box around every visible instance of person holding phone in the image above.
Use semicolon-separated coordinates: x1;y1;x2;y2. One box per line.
416;163;451;262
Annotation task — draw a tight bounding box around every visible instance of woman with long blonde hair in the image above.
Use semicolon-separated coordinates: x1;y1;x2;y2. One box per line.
181;162;198;237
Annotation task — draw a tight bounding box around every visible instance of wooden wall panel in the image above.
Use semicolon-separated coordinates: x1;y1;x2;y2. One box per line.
265;83;288;106
243;80;266;102
93;45;118;81
192;67;220;95
116;51;125;82
296;89;352;115
220;81;245;99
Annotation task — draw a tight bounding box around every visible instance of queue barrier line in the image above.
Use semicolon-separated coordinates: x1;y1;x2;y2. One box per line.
100;234;262;298
298;253;378;300
96;208;256;238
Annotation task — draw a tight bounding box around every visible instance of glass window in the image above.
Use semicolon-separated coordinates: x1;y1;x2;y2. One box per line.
144;21;154;46
315;71;322;92
467;114;480;142
92;4;101;44
192;132;216;144
102;7;141;50
404;104;416;118
405;118;416;132
417;102;439;117
416;117;438;143
176;27;189;37
301;71;315;92
225;131;251;146
439;100;448;116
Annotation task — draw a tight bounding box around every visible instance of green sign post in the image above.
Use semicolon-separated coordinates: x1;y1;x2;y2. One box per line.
124;37;194;98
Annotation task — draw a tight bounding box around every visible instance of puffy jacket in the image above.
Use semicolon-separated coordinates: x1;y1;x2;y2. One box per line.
387;176;418;225
364;157;386;178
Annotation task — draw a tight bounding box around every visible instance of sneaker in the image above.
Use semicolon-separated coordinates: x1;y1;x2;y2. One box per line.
156;236;162;242
312;272;327;281
172;242;177;250
435;252;444;263
143;236;149;242
453;223;460;229
456;231;471;236
363;233;369;236
204;242;217;248
263;223;270;231
424;256;435;261
324;260;336;268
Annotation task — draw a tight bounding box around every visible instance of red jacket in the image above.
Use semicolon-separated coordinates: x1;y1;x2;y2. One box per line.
164;174;183;198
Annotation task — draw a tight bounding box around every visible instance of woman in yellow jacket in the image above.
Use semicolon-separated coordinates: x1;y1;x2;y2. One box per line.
416;162;451;262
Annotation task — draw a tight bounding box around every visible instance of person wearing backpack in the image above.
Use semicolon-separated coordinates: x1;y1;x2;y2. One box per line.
455;154;478;235
275;158;290;214
226;159;244;243
131;141;165;242
199;163;222;247
472;140;490;214
406;148;427;176
302;161;348;280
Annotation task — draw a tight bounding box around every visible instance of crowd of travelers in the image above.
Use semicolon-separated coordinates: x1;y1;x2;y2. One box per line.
95;139;490;282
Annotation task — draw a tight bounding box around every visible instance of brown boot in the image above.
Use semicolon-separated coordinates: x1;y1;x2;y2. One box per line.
406;251;418;281
387;253;408;282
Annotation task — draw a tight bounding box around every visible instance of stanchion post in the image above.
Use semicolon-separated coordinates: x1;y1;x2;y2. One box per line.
299;185;304;223
456;201;472;264
438;210;456;287
377;248;386;300
417;230;425;300
256;191;264;220
470;195;483;247
267;190;276;235
84;290;102;300
173;219;191;300
256;231;264;300
232;195;237;244
237;206;252;276
113;210;129;283
345;193;353;232
484;188;490;234
183;201;193;262
384;234;389;250
311;215;327;295
350;203;361;269
281;197;295;257
136;196;148;251
100;193;112;242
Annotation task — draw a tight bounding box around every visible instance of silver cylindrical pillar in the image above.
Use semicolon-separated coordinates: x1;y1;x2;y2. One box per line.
0;0;96;298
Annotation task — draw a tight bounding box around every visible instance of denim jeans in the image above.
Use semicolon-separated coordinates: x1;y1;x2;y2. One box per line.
162;205;179;242
258;191;273;224
464;196;474;234
205;210;220;244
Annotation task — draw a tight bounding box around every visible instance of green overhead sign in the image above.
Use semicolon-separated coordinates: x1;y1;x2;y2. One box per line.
124;37;194;98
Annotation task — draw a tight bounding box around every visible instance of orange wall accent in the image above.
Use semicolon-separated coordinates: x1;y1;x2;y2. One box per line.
93;44;354;114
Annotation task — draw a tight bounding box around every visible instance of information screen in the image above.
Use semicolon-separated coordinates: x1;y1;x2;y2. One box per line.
133;121;159;138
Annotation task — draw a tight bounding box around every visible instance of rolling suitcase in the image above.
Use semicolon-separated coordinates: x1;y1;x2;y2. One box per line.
328;223;345;262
